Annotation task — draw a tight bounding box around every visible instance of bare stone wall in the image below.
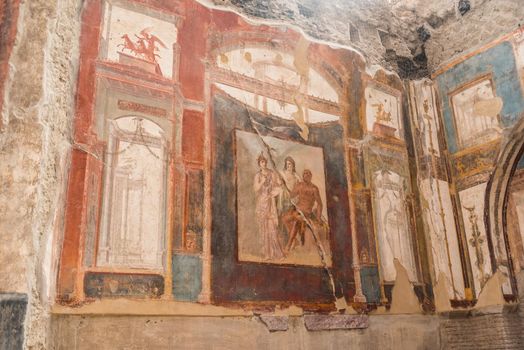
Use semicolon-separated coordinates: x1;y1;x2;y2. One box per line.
0;0;82;348
204;0;524;77
425;0;524;71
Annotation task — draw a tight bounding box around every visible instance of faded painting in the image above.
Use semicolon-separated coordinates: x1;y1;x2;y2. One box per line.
365;86;402;139
372;170;417;282
411;80;440;156
459;183;493;296
215;48;338;103
508;188;524;272
512;190;524;255
514;29;524;77
100;1;178;78
216;83;339;125
97;117;167;270
235;130;331;267
420;179;465;299
451;78;502;149
212;46;341;141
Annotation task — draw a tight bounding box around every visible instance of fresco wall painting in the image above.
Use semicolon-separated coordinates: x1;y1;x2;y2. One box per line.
93;0;178;275
372;169;417;282
202;23;387;305
58;0;405;309
433;35;524;298
58;0;524;312
57;0;182;302
99;1;178;79
420;179;466;299
365;83;403;140
211;90;354;305
449;76;502;150
235;130;331;267
33;0;524;323
97;117;168;270
408;80;467;301
362;77;430;306
458;183;493;297
514;28;524;89
409;80;441;157
55;0;462;311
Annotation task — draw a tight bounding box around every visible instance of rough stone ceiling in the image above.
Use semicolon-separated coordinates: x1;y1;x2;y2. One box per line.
204;0;524;79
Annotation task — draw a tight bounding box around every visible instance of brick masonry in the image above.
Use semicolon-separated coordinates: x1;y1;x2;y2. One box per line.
440;306;524;349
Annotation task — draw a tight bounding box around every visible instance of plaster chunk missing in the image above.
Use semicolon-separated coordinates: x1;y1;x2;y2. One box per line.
475;270;505;309
434;272;452;312
389;259;422;314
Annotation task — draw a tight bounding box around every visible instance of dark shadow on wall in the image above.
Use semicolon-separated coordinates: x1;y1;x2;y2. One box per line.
0;293;27;350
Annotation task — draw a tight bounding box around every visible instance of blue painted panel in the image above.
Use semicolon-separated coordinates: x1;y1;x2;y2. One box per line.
172;254;202;301
360;266;381;303
435;41;524;153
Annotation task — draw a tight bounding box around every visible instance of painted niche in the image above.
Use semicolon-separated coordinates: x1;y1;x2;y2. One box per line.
366;85;403;140
372;170;417;282
97;117;168;270
458;183;493;296
420;178;465;299
450;77;502;149
100;1;178;78
411;80;440;156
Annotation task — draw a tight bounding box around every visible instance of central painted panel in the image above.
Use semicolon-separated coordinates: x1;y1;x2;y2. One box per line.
235;130;331;267
211;92;354;305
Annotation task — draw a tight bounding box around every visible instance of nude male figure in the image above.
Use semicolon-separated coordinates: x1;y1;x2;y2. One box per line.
282;169;323;253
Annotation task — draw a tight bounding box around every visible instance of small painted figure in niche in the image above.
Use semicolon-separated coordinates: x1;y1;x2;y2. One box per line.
283;169;324;253
253;153;285;260
372;101;392;123
373;170;417;282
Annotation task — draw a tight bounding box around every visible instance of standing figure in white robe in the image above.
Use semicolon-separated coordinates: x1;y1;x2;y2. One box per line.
254;153;284;260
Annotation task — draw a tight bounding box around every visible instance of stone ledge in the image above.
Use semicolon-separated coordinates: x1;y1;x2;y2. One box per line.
258;315;289;331
304;314;369;331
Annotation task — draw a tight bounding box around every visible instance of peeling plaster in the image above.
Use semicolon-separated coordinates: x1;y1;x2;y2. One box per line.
194;0;369;67
475;270;505;309
434;272;452;312
389;259;422;314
